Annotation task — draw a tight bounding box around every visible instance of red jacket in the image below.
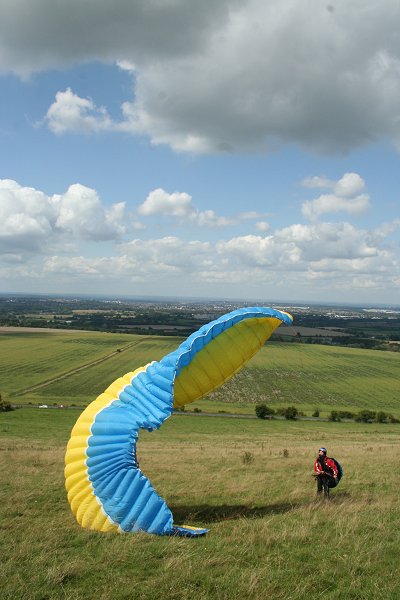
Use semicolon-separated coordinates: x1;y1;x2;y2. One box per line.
314;456;338;478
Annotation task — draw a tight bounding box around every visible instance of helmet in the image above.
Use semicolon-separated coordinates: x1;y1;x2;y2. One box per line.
319;447;327;454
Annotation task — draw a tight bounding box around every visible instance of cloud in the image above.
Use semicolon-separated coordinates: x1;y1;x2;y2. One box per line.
3;211;399;300
42;237;214;282
1;175;399;301
31;219;399;297
138;189;193;218
137;188;234;226
301;176;336;189
45;88;114;134
255;221;270;232
3;0;398;154
301;172;370;221
53;184;126;240
0;179;56;252
0;178;267;266
0;179;126;255
0;0;236;76
302;193;370;221
275;222;379;261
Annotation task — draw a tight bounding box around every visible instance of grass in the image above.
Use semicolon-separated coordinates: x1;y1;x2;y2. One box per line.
2;329;398;417
0;329;175;401
208;342;400;416
0;329;140;395
1;408;400;599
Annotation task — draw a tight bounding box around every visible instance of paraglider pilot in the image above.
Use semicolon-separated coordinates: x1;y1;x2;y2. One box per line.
314;447;338;495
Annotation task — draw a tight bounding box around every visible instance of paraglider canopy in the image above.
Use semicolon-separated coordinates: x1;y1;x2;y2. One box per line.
65;306;293;536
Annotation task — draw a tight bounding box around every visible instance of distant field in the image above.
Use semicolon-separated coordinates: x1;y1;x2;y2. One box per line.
1;328;399;416
1;408;399;599
0;329;172;398
209;342;400;415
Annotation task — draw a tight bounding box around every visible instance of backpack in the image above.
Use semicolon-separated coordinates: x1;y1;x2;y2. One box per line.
331;457;343;482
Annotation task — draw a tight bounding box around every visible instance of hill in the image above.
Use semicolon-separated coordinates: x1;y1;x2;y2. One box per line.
1;328;399;417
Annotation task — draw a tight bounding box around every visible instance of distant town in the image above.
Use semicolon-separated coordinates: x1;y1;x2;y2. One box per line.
0;293;399;350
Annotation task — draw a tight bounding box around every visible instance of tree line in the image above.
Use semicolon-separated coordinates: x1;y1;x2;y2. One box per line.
255;403;399;423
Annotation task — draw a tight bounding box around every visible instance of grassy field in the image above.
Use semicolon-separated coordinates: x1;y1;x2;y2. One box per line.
0;329;173;401
209;342;400;416
1;408;399;600
1;328;399;417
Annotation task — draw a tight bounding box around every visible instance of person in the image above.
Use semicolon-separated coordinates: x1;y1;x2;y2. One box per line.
314;447;338;497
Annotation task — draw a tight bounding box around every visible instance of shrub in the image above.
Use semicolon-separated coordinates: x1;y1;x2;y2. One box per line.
355;410;376;423
312;409;320;418
388;414;400;424
329;411;341;422
275;407;287;416
376;411;388;423
255;403;275;419
0;394;14;412
338;410;355;420
284;406;298;420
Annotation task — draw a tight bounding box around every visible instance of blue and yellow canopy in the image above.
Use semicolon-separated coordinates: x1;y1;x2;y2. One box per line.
65;306;293;536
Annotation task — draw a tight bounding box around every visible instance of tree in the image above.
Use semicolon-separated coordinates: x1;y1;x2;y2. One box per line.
0;393;14;412
376;411;388;423
355;410;376;423
329;410;340;422
338;410;355;420
284;406;298;420
255;403;275;419
388;414;400;424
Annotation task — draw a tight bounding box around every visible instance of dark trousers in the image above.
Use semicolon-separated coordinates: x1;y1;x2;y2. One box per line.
317;474;337;493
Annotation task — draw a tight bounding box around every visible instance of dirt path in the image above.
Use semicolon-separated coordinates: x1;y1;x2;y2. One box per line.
13;338;155;396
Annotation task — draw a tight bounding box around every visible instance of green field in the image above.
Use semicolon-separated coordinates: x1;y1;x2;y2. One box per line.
1;328;399;417
1;408;399;599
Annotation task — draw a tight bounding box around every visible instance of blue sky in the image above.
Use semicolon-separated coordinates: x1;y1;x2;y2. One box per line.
0;1;399;305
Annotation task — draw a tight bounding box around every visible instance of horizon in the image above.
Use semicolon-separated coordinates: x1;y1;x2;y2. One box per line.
1;290;399;312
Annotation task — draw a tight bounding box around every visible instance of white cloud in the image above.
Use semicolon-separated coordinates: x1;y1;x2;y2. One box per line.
302;193;370;221
301;172;370;221
3;216;398;300
3;0;399;154
0;179;126;255
122;237;212;273
53;184;126;240
276;222;379;262
301;176;335;189
42;237;214;281
138;188;193;218
137;188;234;227
255;221;270;232
1;175;399;302
45;88;113;134
0;179;56;252
334;173;366;198
40;220;398;297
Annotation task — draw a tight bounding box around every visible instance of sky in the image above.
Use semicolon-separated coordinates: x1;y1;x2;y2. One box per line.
0;0;399;305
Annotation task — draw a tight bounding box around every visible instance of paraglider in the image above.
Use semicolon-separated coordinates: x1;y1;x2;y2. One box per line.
65;306;293;536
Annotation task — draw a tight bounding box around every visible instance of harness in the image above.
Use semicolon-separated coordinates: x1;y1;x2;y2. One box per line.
318;456;334;477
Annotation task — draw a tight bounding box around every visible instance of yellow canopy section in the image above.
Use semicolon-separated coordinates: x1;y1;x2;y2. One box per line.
173;315;284;407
